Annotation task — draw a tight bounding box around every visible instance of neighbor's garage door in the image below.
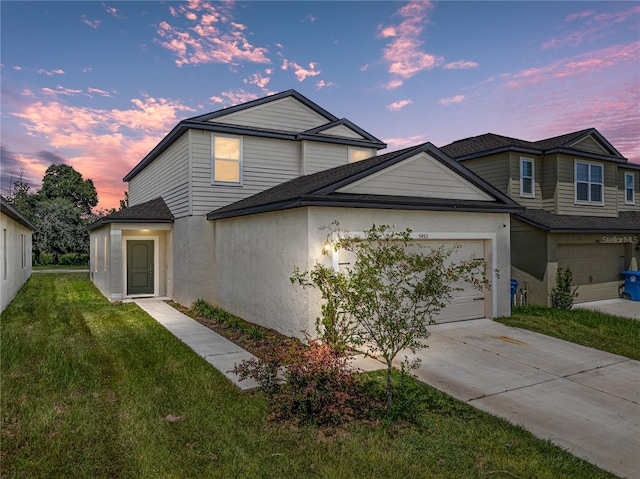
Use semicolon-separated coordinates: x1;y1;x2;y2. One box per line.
558;243;626;303
339;239;486;324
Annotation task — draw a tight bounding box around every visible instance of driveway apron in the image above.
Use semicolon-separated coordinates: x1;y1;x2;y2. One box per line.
399;318;639;479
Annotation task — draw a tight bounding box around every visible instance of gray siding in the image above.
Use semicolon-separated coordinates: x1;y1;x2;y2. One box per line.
541;156;557;213
128;132;190;217
556;154;618;217
304;141;349;175
461;154;510;194
212;97;328;132
321;124;364;139
572;136;608;155
191;131;301;215
337;152;493;201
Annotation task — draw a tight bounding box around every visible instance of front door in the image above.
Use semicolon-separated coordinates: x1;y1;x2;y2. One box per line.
127;240;154;295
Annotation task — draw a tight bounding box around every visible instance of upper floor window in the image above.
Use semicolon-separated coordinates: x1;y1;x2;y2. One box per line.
575;160;603;205
625;172;635;205
520;157;534;198
212;135;242;185
349;147;371;163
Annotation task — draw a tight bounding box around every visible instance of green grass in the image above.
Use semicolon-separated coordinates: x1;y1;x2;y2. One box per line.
497;306;640;360
1;274;619;478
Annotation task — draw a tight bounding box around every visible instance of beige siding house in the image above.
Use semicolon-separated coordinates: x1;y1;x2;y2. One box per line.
1;197;34;312
88;90;521;337
442;129;640;306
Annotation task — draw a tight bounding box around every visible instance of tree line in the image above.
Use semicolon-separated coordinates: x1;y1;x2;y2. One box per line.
6;164;125;265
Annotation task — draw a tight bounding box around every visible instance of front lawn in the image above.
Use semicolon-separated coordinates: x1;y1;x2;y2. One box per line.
498;306;640;360
1;274;619;478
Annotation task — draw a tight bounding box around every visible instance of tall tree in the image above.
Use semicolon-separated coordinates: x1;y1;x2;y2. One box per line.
39;164;97;215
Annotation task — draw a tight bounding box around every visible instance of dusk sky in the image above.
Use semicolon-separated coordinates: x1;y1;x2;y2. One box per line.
2;0;639;211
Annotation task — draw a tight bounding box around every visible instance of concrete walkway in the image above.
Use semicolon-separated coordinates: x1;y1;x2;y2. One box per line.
403;319;639;479
133;298;259;390
574;298;640;320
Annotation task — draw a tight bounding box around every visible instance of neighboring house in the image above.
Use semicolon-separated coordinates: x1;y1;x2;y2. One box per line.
1;196;34;312
88;90;521;337
441;129;640;306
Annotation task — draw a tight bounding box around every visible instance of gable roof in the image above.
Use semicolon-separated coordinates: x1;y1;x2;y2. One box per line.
207;143;523;220
515;209;640;234
86;197;173;231
0;196;35;230
123;90;386;182
441;128;627;163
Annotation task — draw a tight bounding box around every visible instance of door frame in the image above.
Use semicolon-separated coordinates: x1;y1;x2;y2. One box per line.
123;235;159;298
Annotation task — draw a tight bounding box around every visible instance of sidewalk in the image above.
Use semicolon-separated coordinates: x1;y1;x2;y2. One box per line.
133;298;259;390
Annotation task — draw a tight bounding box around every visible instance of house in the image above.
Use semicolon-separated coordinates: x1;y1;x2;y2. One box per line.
441;129;640;306
1;196;34;312
88;90;521;337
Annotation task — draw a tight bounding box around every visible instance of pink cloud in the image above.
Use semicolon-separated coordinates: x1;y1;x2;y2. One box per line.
315;80;336;90
81;15;101;29
210;89;263;107
42;86;83;97
387;99;412;111
506;41;640;89
243;71;271;88
37;68;65;76
443;61;478;70
543;5;640;50
157;1;270;67
378;1;442;79
383;134;428;151
281;59;321;81
383;79;403;90
11;95;195;209
438;95;465;106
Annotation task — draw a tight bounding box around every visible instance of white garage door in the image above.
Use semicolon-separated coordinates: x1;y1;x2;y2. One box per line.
338;239;486;324
558;243;626;303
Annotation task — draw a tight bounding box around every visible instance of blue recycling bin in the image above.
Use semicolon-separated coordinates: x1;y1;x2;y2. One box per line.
511;279;519;305
621;271;640;301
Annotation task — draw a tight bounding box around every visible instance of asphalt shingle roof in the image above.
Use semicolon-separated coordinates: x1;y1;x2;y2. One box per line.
86;197;173;231
515;209;640;233
440;128;626;161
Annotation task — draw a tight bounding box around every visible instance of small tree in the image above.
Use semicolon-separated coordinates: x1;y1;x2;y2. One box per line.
550;267;578;309
293;224;490;411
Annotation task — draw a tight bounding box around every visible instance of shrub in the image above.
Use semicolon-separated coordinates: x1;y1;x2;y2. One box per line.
234;338;365;425
550;267;578;310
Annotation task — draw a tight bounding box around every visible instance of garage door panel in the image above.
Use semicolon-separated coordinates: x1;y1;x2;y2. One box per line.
558;244;625;303
338;239;486;323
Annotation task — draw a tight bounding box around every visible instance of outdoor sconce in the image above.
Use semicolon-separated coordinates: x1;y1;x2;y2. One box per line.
322;240;333;255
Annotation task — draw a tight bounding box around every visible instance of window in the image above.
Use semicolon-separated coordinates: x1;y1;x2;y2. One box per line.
625;172;635;205
212;135;242;184
2;229;6;280
575;161;603;205
349;147;371;163
21;234;26;269
520;157;534;198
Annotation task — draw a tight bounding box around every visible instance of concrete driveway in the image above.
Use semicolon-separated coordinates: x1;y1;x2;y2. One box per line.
399;319;639;479
574;298;640;320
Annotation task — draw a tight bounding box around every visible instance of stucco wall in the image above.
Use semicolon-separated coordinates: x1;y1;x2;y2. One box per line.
213;206;512;338
1;212;33;312
171;215;215;308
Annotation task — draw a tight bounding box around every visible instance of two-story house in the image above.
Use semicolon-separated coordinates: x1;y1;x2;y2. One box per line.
88;90;521;337
441;129;640;306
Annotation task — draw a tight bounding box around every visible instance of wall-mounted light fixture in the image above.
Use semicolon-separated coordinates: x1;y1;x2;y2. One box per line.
322;240;333;255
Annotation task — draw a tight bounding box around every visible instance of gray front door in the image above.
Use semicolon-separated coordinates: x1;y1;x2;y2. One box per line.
127;240;154;295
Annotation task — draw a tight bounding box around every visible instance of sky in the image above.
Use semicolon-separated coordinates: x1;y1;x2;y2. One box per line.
1;0;639;211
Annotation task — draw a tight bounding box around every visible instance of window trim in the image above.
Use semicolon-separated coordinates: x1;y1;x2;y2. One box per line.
348;147;372;163
519;157;535;198
574;160;604;206
625;172;635;205
211;134;243;186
